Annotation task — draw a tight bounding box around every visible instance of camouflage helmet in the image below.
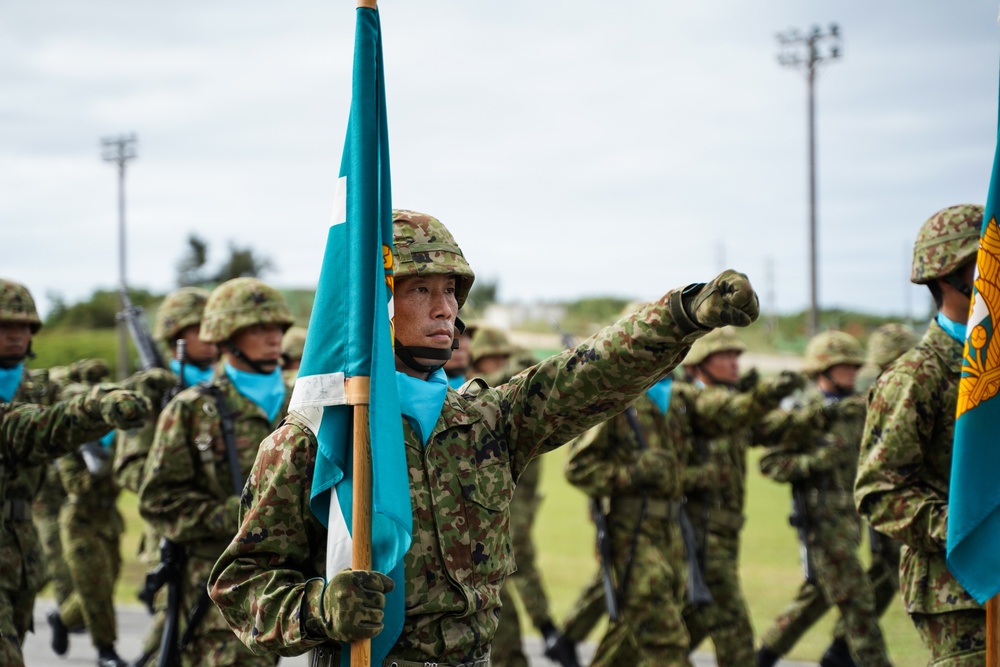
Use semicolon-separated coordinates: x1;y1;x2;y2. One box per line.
0;278;42;333
470;326;517;363
392;210;475;308
154;287;211;343
199;278;294;343
282;326;308;361
866;323;919;369
683;327;746;367
802;330;864;374
911;204;983;284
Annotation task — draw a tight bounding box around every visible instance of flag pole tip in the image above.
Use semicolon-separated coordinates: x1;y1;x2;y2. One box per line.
358;0;377;8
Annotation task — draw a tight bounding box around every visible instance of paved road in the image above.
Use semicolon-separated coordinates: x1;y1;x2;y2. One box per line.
23;602;814;666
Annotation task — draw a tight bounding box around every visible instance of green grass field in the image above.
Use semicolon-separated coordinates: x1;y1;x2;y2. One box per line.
106;447;925;665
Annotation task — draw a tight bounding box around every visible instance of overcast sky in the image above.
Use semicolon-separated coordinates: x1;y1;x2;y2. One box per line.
3;1;999;319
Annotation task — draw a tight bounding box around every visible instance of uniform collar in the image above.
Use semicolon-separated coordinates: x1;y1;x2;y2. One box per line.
926;317;965;374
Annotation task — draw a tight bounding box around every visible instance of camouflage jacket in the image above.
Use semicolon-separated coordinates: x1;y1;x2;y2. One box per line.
682;381;780;532
855;319;981;614
1;389;114;593
759;386;862;517
566;390;690;503
209;297;706;663
138;370;291;637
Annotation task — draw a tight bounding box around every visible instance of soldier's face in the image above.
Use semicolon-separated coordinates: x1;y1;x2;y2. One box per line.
825;363;859;393
474;355;508;375
701;350;741;386
0;321;32;358
228;323;285;373
444;333;471;377
394;274;458;375
175;325;219;369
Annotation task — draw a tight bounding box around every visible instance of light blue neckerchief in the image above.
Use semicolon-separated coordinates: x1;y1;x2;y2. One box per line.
170;358;215;390
0;362;23;403
646;378;673;415
936;312;967;345
447;374;467;390
223;361;286;422
397;368;449;446
100;430;116;448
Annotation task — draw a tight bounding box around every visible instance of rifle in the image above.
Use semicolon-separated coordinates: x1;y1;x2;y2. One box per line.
148;538;185;667
590;497;620;622
684;433;715;606
117;287;166;371
789;483;816;584
622;407;713;606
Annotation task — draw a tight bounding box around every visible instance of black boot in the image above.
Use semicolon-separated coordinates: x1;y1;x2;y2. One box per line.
47;610;69;656
819;638;858;667
756;646;780;667
97;645;128;667
540;621;581;667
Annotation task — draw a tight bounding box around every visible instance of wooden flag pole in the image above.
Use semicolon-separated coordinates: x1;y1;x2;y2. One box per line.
347;377;373;667
989;594;1000;667
358;0;376;8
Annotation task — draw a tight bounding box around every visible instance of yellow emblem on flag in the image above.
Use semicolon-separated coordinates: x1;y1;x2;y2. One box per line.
958;217;1000;417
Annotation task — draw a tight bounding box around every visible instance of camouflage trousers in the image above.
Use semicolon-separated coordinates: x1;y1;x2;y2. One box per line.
591;508;691;667
493;458;553;667
492;584;530;667
562;571;607;644
58;500;123;647
33;471;74;606
0;584;32;667
759;512;890;666
759;528;900;654
911;609;986;667
682;528;754;667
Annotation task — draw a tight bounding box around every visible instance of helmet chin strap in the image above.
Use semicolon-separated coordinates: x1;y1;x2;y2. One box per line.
697;364;737;390
0;342;35;369
819;370;853;398
945;274;974;299
223;342;279;374
185;353;217;371
394;318;465;375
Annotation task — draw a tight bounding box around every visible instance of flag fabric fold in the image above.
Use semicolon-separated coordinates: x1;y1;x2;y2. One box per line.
947;62;1000;605
287;7;410;664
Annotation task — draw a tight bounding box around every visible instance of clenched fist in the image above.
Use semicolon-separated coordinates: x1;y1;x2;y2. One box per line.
684;270;760;329
322;568;395;643
93;389;152;430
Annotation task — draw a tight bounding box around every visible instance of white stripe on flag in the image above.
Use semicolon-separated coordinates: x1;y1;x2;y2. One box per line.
326;486;354;577
289;372;347;412
331;176;347;227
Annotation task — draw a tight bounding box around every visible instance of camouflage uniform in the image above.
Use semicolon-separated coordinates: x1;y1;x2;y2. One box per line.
757;332;891;667
857;204;986;667
679;329;800;666
207;210;759;663
478;350;570;667
565;387;693;667
114;285;211;666
139;278;292;667
0;387;150;667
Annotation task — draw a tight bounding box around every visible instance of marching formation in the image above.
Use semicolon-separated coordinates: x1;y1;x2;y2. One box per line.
0;202;987;667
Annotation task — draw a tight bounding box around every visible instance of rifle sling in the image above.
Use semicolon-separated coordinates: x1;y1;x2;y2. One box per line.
199;383;243;496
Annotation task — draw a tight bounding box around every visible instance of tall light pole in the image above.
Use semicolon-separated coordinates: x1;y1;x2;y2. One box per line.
777;24;841;337
101;133;138;379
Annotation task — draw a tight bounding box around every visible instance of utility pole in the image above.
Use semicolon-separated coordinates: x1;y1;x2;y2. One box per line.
101;133;138;379
777;24;841;337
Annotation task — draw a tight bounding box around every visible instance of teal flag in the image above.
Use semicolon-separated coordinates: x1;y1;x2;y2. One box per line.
946;61;1000;604
287;7;410;663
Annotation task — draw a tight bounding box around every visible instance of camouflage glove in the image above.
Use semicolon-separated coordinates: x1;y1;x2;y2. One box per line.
670;269;759;332
321;568;395;642
68;358;111;384
757;371;806;404
122;367;177;406
630;449;677;493
90;388;153;430
835;394;867;422
737;367;760;392
809;440;841;474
